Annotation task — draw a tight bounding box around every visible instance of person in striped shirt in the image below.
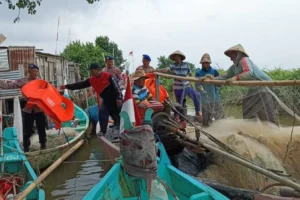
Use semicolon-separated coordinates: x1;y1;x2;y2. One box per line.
155;50;202;120
131;70;154;104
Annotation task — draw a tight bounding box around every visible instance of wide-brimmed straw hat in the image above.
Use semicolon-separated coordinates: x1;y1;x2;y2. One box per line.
169;50;186;61
200;53;211;64
131;70;150;81
224;44;249;57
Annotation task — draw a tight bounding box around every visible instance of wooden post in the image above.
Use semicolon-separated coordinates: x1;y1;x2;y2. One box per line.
15;140;85;200
155;74;160;102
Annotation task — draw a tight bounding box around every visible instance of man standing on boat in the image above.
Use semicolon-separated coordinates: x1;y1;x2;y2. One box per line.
102;55;122;82
60;63;123;136
0;64;47;152
155;50;202;121
208;44;279;125
136;54;155;73
195;53;224;126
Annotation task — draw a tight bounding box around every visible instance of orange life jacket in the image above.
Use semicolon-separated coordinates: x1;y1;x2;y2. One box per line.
88;72;111;95
144;73;169;103
21;80;74;129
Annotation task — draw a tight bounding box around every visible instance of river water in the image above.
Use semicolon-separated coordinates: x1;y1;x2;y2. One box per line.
43;105;298;199
44;135;108;199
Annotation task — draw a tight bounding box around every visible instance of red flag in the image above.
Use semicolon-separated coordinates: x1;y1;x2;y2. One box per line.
120;77;141;132
129;51;133;56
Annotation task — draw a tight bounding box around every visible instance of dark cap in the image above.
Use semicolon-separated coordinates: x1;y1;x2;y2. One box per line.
28;64;39;70
143;54;151;61
88;63;101;70
105;55;114;60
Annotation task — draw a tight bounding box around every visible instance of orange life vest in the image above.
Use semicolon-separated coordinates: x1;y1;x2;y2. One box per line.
144;73;169;103
88;72;111;95
21;80;74;129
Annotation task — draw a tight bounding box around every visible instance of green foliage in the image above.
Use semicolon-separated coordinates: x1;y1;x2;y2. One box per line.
61;40;105;77
157;56;173;69
217;67;300;105
61;36;125;78
95;36;126;69
1;0;100;22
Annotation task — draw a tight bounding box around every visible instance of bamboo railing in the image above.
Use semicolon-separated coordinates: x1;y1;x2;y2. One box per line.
153;72;300;86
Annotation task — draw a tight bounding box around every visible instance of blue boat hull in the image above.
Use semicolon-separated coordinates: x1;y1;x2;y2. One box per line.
1;127;45;199
83;142;228;200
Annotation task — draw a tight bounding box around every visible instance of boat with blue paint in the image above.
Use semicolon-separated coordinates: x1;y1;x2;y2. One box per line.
84;108;228;200
0;126;45;199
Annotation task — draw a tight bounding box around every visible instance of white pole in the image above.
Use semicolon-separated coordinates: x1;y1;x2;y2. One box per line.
0;99;4;172
132;55;135;72
13;97;23;143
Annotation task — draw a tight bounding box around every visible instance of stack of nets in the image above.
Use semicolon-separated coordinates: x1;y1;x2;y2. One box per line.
30;128;78;151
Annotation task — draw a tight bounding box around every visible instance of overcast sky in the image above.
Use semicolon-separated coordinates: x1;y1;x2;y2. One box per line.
1;0;299;72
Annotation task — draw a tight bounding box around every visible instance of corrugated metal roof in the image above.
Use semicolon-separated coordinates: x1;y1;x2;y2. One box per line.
0;69;24;98
0;48;9;71
36;51;66;59
8;46;35;76
0;89;22;98
0;69;23;80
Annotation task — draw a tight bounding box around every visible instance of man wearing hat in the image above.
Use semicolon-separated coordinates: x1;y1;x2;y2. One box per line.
0;64;47;152
131;70;154;104
195;53;223;126
209;44;278;125
60;63;123;136
102;55;122;81
136;54;155;73
155;50;202;120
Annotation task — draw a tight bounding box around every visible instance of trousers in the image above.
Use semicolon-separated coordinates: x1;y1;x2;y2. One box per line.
22;111;47;152
174;87;201;112
98;102;121;134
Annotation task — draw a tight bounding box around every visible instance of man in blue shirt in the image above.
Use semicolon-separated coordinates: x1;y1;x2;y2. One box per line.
195;53;224;126
156;50;201;120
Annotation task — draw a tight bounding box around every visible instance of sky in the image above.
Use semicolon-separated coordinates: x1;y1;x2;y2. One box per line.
1;0;300;73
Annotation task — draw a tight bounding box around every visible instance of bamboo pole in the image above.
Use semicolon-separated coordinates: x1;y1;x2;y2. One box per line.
154;72;300;86
16;140;85;200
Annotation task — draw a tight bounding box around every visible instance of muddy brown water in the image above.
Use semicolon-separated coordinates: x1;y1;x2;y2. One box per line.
44;106;298;199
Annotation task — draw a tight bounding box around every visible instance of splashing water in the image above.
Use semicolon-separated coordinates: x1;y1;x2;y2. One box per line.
186;118;300;194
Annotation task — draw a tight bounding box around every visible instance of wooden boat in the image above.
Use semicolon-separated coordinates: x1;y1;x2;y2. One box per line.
0;126;45;199
85;131;228;199
25;89;89;171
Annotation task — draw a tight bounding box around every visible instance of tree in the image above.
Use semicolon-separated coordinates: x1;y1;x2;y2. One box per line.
157;56;173;69
61;40;105;78
61;36;125;77
95;36;126;70
0;0;100;23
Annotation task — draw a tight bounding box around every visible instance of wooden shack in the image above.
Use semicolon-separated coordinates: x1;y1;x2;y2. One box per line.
35;52;69;87
0;46;80;87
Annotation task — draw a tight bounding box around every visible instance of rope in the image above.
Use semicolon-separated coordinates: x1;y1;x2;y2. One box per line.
282;86;297;163
61;158;120;164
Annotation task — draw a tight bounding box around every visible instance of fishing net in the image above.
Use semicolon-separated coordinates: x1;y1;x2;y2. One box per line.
119;125;157;180
30;128;77;151
165;81;300;194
